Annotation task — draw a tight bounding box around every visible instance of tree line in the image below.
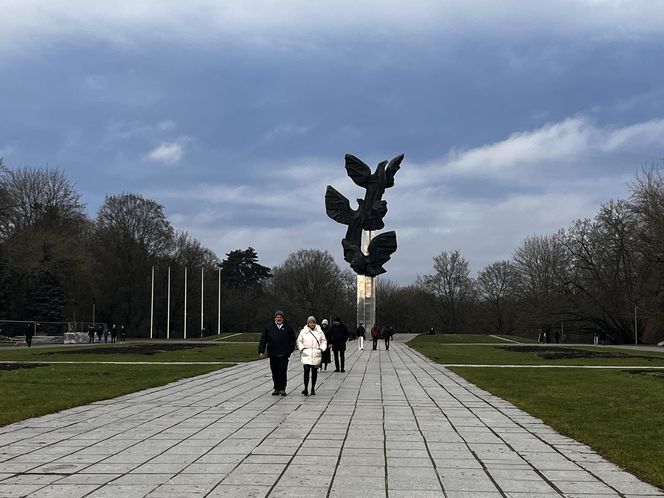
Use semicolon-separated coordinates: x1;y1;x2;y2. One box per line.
1;159;663;344
407;166;664;344
0;160;357;337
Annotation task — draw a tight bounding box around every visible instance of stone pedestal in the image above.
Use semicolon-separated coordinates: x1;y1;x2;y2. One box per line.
357;274;375;329
356;230;376;328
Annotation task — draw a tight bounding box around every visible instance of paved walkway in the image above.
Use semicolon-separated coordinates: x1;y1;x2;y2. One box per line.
1;337;662;497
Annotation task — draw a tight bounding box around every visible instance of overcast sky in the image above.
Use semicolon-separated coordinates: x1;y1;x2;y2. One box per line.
2;1;664;284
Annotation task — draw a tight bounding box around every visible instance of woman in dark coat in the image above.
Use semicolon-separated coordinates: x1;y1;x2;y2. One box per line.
320;319;332;370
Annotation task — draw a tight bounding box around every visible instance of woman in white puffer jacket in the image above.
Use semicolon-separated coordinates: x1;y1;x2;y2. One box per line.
297;316;327;396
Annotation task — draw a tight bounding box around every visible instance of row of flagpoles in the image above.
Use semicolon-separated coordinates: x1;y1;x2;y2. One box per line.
149;266;222;339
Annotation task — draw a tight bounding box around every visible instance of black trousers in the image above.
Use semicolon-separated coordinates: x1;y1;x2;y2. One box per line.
303;364;318;390
269;355;289;391
384;336;390;350
333;349;345;371
372;337;378;350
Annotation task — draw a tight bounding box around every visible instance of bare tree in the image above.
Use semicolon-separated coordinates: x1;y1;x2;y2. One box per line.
270;249;349;327
476;260;519;334
420;249;475;332
512;234;566;334
0;166;85;238
95;193;175;335
630;166;664;343
558;201;638;342
0;164;89;322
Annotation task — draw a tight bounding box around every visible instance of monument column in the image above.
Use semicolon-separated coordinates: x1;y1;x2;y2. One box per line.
357;231;376;328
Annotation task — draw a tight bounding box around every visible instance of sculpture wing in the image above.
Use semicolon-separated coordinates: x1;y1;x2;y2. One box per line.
345;154;371;188
385;154;404;188
365;231;398;276
325;186;356;225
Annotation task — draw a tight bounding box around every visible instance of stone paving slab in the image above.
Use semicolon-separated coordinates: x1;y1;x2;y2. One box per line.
0;336;662;497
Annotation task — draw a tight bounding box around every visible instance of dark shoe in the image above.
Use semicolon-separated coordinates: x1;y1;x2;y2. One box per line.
310;390;316;395
279;390;287;396
272;390;280;396
302;389;308;396
334;368;340;372
341;369;345;372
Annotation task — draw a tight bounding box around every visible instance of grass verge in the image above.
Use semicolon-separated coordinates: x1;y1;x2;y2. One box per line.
450;367;664;488
0;363;224;427
0;342;258;363
408;334;664;489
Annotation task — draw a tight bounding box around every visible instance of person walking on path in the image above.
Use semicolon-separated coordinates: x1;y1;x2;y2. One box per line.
329;316;349;372
259;310;296;396
320;319;332;370
25;324;34;347
384;326;393;351
297;316;327;396
110;324;117;343
371;323;380;350
356;323;365;350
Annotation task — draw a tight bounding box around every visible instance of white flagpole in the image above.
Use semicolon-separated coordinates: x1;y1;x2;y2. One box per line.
167;266;171;339
184;266;188;339
150;266;154;339
201;267;205;335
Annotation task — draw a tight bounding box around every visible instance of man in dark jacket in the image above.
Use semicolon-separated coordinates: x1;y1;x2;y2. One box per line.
329;317;349;372
259;310;296;396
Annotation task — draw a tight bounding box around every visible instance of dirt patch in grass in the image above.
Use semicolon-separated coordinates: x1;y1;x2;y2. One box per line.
42;343;217;356
0;363;47;371
504;346;661;361
627;369;664;379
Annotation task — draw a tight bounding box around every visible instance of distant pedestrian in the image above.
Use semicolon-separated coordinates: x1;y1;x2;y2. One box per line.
371;323;380;350
537;329;543;343
384;326;393;351
25;324;34;347
356;323;365;350
103;326;109;343
554;331;560;344
297;316;327;396
329;317;349;372
259;310;297;396
96;325;103;343
88;325;94;343
320;319;332;370
110;324;117;343
120;325;126;342
429;327;435;335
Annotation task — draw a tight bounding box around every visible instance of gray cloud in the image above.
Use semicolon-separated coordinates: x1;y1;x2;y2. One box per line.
150;114;650;283
3;1;664;54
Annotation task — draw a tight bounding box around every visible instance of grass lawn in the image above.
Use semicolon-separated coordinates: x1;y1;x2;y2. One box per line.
214;332;262;342
0;341;261;428
414;334;529;344
408;337;664;367
0;341;258;363
197;332;261;342
0;363;225;427
407;334;664;488
451;367;664;488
